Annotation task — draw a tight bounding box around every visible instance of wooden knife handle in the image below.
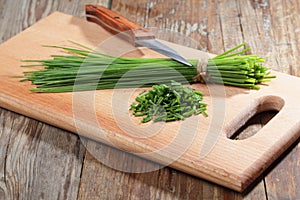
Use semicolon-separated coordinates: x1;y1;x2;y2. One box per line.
85;5;155;43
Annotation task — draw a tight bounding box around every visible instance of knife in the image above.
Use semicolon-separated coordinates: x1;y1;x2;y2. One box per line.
85;4;192;66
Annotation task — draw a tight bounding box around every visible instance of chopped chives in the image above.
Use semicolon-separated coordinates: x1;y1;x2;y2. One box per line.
130;81;207;123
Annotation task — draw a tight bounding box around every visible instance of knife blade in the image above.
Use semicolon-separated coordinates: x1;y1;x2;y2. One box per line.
85;4;192;66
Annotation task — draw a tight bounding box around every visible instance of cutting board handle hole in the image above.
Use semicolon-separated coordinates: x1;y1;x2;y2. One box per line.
227;95;284;140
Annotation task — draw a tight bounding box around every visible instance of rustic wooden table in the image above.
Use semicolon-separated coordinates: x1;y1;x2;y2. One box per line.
0;0;299;199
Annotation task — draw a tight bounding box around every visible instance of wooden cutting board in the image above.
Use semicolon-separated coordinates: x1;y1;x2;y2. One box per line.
0;12;299;192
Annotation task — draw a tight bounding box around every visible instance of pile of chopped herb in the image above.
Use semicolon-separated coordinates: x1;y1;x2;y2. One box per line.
130;81;207;123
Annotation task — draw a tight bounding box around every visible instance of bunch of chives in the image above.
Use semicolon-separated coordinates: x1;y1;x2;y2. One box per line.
21;42;275;92
206;42;275;89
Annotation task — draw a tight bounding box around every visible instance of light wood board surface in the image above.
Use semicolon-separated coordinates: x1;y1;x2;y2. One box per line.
0;11;299;192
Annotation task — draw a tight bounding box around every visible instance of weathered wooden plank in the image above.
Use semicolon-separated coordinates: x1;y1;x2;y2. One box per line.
0;108;86;199
264;141;300;200
267;0;300;76
205;0;224;55
0;0;110;44
111;0;207;50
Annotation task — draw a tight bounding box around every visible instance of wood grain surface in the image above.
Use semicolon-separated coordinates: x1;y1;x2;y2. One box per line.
0;0;299;199
1;10;299;192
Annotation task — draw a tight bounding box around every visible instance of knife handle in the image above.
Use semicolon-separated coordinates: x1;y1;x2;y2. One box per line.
85;5;155;44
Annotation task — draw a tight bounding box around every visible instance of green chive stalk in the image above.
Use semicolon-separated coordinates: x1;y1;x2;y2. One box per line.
21;42;275;92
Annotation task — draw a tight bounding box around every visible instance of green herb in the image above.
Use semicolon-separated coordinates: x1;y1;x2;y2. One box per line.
130;81;207;123
21;42;275;92
206;42;276;89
